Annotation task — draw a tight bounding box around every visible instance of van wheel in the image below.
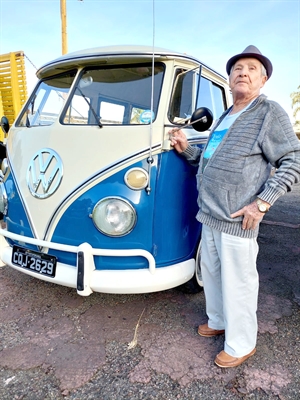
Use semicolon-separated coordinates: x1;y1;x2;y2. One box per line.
195;240;203;287
177;241;203;294
177;274;203;294
0;142;6;163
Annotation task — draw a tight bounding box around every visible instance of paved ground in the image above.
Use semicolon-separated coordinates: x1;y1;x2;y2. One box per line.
0;185;299;400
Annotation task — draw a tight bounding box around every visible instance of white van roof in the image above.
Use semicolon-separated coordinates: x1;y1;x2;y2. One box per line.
37;45;226;81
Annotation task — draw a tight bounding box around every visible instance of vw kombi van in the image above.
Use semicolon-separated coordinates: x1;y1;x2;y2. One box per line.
0;45;230;295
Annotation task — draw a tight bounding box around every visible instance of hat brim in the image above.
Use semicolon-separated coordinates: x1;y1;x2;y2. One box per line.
226;52;273;79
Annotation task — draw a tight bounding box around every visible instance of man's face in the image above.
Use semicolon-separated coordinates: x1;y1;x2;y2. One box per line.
229;58;267;98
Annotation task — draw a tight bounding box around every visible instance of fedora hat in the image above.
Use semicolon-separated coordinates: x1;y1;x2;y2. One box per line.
226;45;273;79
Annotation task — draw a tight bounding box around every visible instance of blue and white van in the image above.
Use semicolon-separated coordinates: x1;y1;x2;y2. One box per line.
0;45;230;295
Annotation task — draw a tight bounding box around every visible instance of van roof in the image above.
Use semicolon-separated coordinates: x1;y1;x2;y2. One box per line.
37;45;227;81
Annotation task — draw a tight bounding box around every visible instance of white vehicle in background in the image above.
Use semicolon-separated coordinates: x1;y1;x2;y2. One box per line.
0;45;231;296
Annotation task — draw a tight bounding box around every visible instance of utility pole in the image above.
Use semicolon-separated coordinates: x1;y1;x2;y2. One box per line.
60;0;67;55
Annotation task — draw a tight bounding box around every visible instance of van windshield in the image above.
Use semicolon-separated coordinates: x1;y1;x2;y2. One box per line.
17;71;77;127
62;63;164;125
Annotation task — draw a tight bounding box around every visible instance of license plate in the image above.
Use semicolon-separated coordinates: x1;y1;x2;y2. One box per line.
12;245;57;278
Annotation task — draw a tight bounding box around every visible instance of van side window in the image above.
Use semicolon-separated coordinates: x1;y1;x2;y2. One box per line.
196;77;227;119
168;68;199;124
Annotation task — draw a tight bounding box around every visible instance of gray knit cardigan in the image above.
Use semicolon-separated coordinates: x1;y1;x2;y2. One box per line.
181;94;300;238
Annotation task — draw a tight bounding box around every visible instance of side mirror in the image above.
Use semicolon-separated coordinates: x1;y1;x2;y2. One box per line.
1;116;10;134
189;107;213;132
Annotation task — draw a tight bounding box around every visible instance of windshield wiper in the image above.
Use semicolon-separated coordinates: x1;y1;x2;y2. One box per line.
76;87;103;128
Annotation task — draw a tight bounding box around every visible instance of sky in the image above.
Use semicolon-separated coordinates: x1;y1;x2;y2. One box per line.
0;0;299;122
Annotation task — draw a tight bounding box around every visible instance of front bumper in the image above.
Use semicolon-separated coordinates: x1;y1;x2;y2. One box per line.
0;229;195;296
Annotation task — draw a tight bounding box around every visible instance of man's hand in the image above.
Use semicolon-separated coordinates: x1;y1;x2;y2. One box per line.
230;200;270;230
168;129;188;153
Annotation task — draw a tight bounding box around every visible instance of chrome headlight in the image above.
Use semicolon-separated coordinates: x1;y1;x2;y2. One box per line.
92;197;136;237
0;182;8;215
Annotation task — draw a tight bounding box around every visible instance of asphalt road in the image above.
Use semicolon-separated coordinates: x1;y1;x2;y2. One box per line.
0;185;299;400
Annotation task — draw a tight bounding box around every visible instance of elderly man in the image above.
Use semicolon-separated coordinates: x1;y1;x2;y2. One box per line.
169;45;300;368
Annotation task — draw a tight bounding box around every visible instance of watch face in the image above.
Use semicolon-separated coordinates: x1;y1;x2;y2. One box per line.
257;199;268;213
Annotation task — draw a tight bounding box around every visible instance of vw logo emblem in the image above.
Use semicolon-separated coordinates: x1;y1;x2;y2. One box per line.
27;149;63;199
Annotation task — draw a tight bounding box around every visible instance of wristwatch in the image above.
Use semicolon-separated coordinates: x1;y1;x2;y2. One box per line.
256;198;269;213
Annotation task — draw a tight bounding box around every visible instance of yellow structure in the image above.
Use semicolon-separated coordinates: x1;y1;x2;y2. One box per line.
0;51;28;141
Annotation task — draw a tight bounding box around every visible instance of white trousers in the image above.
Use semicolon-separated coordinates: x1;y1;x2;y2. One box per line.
201;224;259;357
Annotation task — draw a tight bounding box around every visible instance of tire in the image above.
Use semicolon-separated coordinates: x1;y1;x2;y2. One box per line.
0;142;6;164
177;241;203;294
195;240;203;287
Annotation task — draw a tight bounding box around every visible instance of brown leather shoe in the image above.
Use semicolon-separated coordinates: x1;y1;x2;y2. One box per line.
198;323;225;337
214;348;256;368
